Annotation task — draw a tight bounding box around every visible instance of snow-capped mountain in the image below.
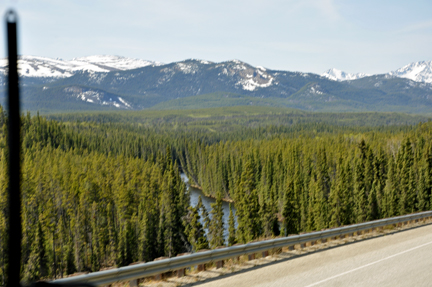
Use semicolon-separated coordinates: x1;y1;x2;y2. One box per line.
388;61;432;84
0;55;162;79
323;61;432;84
0;55;431;113
321;68;370;81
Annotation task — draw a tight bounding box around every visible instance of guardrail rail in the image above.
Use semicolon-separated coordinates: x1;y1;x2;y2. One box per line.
51;211;432;287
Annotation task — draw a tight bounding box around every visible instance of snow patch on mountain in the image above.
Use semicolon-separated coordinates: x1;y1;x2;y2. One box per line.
323;61;432;84
63;86;132;109
236;68;275;91
72;55;161;71
310;86;323;95
176;62;199;74
238;77;274;91
388;61;432;84
0;55;162;79
321;68;370;81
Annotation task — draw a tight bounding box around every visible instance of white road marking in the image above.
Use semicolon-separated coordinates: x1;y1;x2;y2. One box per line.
304;240;432;287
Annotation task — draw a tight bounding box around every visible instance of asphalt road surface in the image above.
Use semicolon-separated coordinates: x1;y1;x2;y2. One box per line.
197;224;432;287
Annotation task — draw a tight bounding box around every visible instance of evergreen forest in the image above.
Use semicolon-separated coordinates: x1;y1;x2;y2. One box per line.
0;106;431;283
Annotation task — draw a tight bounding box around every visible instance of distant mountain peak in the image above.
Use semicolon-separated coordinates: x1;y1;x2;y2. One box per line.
321;68;370;81
388;60;432;84
322;61;432;84
0;55;162;78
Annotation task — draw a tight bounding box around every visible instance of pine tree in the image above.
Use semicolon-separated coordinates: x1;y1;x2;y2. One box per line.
197;196;210;230
306;175;316;231
425;143;432;210
367;182;378;221
236;158;261;243
282;177;297;235
416;166;429;211
90;202;100;272
354;141;368;223
383;158;398;217
228;204;237;246
208;192;225;248
314;148;330;230
398;139;415;215
184;205;209;252
23;221;48;282
329;158;344;227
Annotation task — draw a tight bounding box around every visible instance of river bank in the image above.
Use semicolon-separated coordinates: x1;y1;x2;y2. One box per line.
181;173;236;239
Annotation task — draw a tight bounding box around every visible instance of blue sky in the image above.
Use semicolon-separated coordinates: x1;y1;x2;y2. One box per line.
1;0;432;74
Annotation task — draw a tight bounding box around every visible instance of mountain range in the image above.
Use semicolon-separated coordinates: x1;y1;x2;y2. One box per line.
321;61;432;83
0;55;431;114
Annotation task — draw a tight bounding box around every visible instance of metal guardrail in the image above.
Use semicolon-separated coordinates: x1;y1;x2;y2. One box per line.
52;211;432;286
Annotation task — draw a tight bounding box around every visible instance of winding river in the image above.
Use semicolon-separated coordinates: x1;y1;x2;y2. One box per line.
181;174;236;239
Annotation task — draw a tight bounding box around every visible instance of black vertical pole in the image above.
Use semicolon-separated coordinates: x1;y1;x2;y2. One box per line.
5;10;21;287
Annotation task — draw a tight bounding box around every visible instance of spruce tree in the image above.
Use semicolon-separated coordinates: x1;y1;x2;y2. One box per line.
184;206;209;252
306;175;316;232
425;143;432;209
23;221;48;282
383;158;398;217
208;192;225;248
329;158;344;227
314;148;330;230
236;158;261;243
354;141;368;223
416;166;429;211
282;177;297;235
367;182;378;221
228;204;237;246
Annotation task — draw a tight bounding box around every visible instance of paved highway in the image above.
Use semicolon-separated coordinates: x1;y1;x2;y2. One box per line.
197;224;432;287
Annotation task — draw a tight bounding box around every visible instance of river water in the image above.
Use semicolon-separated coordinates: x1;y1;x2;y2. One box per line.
181;174;236;240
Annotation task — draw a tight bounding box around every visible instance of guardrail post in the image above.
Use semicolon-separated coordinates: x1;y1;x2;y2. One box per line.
287;234;297;251
197;249;210;271
176;253;190;277
248;253;255;261
298;233;306;248
215;247;225;269
153;257;168;280
262;250;269;258
127;261;145;285
197;264;206;272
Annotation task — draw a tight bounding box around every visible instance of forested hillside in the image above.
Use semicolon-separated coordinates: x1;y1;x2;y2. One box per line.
0;107;431;283
179;125;432;240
